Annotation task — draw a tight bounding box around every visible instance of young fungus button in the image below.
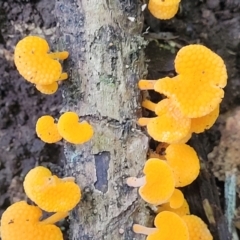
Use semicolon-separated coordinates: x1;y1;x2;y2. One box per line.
36;115;62;143
57;111;94;144
165;143;200;187
23;166;81;212
0;201;63;240
127;158;175;205
14;36;68;86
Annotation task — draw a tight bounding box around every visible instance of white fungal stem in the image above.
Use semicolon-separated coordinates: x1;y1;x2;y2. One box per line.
58;73;68;81
41;212;69;224
133;224;157;235
138;118;151;127
142;99;157;112
48;51;69;60
126;176;146;187
62;177;75;182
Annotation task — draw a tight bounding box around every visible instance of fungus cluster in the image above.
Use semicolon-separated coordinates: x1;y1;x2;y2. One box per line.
138;44;227;143
0;166;81;240
133;211;213;240
14;36;69;94
9;13;227;240
36;111;94;144
126;143;200;205
127;44;226;240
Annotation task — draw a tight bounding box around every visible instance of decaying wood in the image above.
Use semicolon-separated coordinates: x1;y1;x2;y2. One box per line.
55;1;150;239
186;135;231;240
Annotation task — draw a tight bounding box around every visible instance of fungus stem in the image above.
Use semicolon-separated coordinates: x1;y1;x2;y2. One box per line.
133;224;157;235
48;51;69;60
41;212;69;224
138;80;157;90
142;100;157;112
138;117;151;126
126;176;146;187
62;177;75;182
59;73;68;81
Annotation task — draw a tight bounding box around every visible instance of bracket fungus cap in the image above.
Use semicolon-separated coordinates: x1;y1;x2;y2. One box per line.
23;166;81;212
14;36;68;86
182;215;213;240
36;115;62;143
154;45;227;118
127;158;175;205
147;99;191;143
57;112;94;144
148;0;181;20
0;201;63;240
133;211;189;240
165;143;200;187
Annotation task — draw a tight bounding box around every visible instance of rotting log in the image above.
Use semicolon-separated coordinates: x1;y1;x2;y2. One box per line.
55;1;150;239
185;135;231;240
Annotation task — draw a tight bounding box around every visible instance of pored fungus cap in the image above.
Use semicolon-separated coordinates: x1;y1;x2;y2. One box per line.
14;36;68;85
169;189;184;209
0;201;63;240
149;211;189;240
157;198;190;217
57;111;94;144
36;82;58;95
23;166;81;212
36;115;62;143
139;158;175;205
154;45;227;118
148;0;181;20
165;143;200;187
191;105;219;133
147;99;191;143
182;215;213;240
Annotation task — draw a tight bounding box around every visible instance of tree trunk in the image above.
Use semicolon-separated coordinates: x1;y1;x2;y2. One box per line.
55;1;150;239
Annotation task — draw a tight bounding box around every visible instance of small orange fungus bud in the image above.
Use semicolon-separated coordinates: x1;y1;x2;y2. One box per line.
165;144;200;187
133;211;189;240
182;215;213;240
36;82;58;95
0;201;63;240
14;36;68;86
148;0;181;20
169;189;184;209
23;166;81;212
57;111;94;144
157;198;190;216
36;115;62;143
127;158;175;205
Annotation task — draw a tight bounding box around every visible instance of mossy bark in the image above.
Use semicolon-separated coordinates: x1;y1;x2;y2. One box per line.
55;1;150;239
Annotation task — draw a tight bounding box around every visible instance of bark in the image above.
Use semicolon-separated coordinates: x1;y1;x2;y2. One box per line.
55;1;150;239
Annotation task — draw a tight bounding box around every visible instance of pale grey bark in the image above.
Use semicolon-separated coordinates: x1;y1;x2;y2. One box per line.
55;1;150;239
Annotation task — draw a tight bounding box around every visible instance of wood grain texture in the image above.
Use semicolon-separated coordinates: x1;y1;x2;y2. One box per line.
55;1;151;239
